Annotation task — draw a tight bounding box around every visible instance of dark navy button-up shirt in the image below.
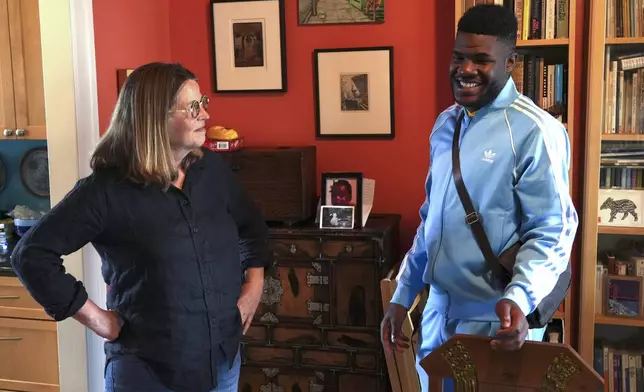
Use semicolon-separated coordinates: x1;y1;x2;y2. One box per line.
11;147;268;392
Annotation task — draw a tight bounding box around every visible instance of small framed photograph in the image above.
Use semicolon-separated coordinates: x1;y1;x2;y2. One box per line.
210;0;287;93
321;172;363;227
313;47;394;139
320;205;354;230
604;274;644;318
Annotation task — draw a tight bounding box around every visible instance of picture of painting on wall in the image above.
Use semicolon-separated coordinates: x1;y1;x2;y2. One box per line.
340;73;369;111
298;0;384;25
233;21;264;67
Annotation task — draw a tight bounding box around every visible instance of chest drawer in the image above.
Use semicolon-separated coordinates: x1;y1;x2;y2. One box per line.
0;317;59;392
0;277;49;320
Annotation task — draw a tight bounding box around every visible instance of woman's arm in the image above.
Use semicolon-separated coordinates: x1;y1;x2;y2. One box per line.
11;175;108;322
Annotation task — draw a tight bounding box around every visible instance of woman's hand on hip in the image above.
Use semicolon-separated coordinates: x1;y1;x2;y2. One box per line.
72;299;124;341
237;267;264;335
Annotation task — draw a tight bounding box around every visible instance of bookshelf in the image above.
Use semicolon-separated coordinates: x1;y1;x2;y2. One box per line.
454;0;577;346
578;0;644;387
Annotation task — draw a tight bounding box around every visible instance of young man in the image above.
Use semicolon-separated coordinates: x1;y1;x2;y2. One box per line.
380;5;577;391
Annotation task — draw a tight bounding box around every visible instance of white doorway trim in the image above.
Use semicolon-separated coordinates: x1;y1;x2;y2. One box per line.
69;1;106;391
39;0;104;391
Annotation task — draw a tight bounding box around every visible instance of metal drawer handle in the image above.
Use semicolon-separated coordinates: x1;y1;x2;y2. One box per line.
345;244;353;253
0;337;22;341
0;295;19;300
289;244;297;254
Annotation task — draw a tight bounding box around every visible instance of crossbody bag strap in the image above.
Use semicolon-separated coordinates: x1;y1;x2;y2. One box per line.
451;111;504;279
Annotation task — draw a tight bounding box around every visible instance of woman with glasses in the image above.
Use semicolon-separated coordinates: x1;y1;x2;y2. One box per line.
11;62;268;392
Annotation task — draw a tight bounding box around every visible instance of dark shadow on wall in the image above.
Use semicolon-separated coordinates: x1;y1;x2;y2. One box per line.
433;1;456;115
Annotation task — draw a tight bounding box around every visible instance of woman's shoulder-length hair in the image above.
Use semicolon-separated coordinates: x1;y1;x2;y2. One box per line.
89;62;202;189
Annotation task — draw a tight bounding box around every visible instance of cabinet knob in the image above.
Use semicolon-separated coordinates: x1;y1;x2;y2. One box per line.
2;129;13;137
15;129;25;137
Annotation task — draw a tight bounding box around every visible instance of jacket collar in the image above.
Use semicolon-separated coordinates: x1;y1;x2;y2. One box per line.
461;76;519;120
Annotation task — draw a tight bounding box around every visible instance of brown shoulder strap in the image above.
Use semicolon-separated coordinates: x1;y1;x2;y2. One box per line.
450;111;504;280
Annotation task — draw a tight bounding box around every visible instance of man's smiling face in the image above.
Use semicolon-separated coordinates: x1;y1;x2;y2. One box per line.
449;32;516;111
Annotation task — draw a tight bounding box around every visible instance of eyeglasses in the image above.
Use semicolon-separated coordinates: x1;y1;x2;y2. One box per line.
172;95;209;118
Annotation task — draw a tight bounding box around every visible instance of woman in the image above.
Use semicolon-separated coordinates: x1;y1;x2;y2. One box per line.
11;62;268;392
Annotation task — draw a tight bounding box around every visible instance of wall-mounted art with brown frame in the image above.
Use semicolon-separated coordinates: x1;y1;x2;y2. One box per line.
210;0;287;93
313;46;394;139
116;69;134;94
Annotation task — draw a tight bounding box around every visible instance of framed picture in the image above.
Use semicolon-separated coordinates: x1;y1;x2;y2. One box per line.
604;274;644;318
210;0;287;93
298;0;385;25
116;69;134;94
313;47;394;139
321;172;363;228
320;205;355;230
598;188;644;228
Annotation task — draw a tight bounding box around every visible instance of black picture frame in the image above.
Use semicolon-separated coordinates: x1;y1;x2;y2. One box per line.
210;0;288;93
313;46;394;139
321;172;363;228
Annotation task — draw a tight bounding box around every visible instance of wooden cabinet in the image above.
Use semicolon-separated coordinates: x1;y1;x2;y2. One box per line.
239;214;400;392
0;0;46;140
0;276;59;391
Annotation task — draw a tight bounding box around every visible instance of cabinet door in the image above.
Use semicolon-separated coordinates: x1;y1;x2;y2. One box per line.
0;317;59;392
0;0;16;135
6;0;46;140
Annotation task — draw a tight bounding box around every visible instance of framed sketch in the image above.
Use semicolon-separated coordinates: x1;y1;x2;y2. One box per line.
603;274;644;318
298;0;385;25
313;47;394;139
321;172;363;228
320;206;355;230
598;188;644;227
210;0;287;93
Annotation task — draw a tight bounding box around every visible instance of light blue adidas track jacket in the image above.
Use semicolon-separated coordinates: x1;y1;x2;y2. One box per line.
391;77;578;321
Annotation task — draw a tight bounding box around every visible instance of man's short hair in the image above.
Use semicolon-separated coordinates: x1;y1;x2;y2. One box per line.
457;4;518;49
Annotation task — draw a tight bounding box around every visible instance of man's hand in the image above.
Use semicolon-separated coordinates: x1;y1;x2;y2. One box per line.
380;303;410;354
491;298;529;351
238;267;264;335
72;299;124;341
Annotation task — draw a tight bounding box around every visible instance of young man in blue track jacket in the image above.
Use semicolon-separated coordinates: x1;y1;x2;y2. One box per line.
380;4;578;391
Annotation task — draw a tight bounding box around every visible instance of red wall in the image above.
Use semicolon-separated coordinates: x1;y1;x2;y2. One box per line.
167;0;455;246
93;0;172;133
92;0;586;265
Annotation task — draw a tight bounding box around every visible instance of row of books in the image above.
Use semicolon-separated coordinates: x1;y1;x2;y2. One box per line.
511;54;568;121
600;167;644;189
594;344;644;392
606;0;644;39
472;0;569;40
602;48;644;134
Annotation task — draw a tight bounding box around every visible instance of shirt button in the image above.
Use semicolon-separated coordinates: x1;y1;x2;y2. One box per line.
181;200;188;205
211;318;217;325
205;288;211;294
193;228;198;233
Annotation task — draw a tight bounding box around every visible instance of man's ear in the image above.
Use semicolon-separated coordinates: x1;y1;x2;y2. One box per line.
506;51;517;73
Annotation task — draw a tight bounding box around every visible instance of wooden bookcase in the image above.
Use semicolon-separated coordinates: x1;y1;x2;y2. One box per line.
578;0;644;377
454;0;577;346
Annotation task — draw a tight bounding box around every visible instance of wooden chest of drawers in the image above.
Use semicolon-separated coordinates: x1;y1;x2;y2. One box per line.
239;214;401;392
